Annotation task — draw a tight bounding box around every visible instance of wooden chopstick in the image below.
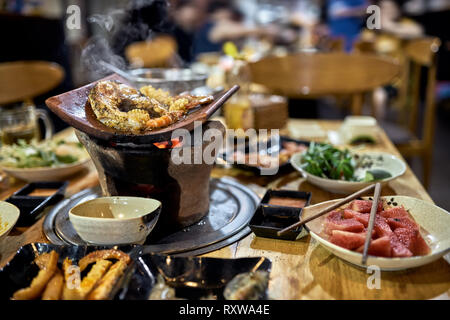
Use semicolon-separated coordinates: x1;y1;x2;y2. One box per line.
361;182;382;265
277;184;377;236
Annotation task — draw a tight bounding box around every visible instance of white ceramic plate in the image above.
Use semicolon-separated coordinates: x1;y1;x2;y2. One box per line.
1;158;91;182
303;196;450;271
0;201;20;242
290;152;406;194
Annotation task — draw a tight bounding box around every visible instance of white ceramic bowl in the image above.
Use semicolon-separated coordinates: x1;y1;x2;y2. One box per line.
69;196;161;245
1;158;91;182
291;152;406;194
0;201;20;242
303;196;450;271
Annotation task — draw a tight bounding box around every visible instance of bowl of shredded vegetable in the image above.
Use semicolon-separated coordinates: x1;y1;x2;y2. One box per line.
0;138;91;182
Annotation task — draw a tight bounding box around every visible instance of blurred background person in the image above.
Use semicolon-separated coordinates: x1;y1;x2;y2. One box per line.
326;0;369;51
168;0;203;63
192;0;279;59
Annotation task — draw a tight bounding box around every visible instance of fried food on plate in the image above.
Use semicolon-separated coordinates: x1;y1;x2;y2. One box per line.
61;257;82;300
79;259;112;299
87;260;128;300
78;249;131;272
42;270;64;300
12;250;59;300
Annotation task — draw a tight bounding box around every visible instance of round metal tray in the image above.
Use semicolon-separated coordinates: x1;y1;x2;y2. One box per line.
43;178;259;255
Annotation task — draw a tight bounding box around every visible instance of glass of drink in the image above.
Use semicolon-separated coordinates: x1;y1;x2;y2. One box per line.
0;104;53;146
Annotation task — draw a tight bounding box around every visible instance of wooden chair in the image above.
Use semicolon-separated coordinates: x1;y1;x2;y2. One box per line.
0;61;64;106
383;37;441;189
125;35;178;68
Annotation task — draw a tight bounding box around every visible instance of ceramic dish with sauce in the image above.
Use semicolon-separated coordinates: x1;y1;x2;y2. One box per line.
69;197;161;245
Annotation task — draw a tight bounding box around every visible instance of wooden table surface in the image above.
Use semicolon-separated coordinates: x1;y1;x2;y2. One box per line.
0;120;449;300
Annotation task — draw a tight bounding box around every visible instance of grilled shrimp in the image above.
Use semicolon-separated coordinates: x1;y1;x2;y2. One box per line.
145;111;184;130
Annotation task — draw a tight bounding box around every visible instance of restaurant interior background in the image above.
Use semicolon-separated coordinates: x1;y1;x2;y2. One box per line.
0;0;449;209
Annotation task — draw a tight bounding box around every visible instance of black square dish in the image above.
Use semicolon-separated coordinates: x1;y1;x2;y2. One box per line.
249;205;308;241
261;189;312;209
5;181;68;227
0;243;271;300
249;189;312;241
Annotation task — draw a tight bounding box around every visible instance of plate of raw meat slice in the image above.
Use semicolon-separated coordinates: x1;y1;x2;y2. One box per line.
302;197;450;270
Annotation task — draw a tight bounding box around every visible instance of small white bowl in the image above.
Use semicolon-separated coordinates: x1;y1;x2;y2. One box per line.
339;116;379;144
0;201;20;242
291;152;406;194
69;196;161;245
303;196;450;271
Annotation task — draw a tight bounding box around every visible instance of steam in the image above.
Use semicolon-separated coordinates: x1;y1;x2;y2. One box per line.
81;36;127;81
80;0;172;82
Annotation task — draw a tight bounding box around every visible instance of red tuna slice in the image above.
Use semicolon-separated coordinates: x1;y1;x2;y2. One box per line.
325;218;365;235
380;207;410;219
330;230;367;250
350;200;383;213
356;236;391;257
327;210;344;221
414;234;430;256
387;217;419;232
394;227;430;256
393;228;418;252
390;234;413;257
374;216;393;238
343;209;369;227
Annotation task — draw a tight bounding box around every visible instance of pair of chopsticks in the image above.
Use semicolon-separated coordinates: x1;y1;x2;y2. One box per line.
277;183;382;265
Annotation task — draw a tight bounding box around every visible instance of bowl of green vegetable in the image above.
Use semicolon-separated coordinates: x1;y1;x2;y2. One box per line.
0;138;90;182
290;143;406;194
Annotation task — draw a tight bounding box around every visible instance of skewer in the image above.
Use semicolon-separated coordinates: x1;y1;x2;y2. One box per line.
361;182;382;265
277;184;377;236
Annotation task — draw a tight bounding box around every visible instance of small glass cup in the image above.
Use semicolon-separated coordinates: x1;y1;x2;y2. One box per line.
0;104;53;146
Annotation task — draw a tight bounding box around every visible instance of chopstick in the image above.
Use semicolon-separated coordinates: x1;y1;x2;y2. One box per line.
277;184;377;236
361;182;382;265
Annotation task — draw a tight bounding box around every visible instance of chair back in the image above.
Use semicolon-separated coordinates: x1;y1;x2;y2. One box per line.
403;37;441;148
125;36;177;68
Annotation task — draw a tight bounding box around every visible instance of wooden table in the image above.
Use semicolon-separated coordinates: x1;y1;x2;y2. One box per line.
248;53;400;115
1;120;449;300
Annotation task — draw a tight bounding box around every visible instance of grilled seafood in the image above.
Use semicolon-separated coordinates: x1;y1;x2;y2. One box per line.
88;80;213;134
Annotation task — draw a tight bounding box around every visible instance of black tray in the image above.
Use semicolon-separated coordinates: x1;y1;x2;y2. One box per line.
220;136;309;175
0;243;271;300
250;189;312;241
5;182;68;227
0;243;140;300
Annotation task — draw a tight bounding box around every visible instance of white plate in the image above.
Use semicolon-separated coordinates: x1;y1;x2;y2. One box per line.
1;158;91;182
290;152;406;194
303;196;450;271
0;201;20;242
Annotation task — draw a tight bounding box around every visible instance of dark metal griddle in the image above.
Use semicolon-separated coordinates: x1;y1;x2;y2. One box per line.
43;178;259;255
